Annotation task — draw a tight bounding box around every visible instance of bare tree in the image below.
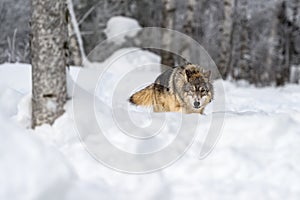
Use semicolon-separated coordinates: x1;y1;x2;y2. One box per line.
291;0;299;57
289;0;300;83
67;8;82;66
179;0;196;64
265;5;278;84
275;1;291;86
67;0;87;66
31;0;68;128
161;0;176;70
236;0;252;82
219;0;235;79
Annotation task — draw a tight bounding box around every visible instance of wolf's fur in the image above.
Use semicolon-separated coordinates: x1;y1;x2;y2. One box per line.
129;64;214;114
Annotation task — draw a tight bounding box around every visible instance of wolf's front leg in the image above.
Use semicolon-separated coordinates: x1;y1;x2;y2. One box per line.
199;107;205;114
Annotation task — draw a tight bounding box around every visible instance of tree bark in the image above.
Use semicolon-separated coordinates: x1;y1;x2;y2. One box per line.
179;0;196;65
67;11;82;66
266;7;278;84
289;0;300;74
219;0;235;79
238;16;252;82
275;1;290;86
161;0;176;71
67;0;86;66
31;0;68;128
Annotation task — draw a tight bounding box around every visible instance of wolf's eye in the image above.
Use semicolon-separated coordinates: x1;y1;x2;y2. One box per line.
200;88;206;93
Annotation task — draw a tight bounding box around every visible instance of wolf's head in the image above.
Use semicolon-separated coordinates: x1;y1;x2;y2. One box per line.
182;65;213;110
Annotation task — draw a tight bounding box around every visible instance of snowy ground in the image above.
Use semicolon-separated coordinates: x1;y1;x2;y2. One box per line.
1;49;300;200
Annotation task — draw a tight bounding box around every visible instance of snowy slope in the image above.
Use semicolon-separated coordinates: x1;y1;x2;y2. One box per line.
1;52;300;200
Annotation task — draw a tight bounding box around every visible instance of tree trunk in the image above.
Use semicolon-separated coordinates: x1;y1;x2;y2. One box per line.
179;0;196;65
161;0;176;71
238;17;252;82
266;7;278;84
219;0;235;79
233;0;251;82
275;1;290;86
67;0;86;66
31;0;68;128
289;0;300;83
67;10;82;66
227;0;239;80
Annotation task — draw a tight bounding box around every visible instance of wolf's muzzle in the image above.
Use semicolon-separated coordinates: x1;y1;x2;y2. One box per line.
194;101;201;108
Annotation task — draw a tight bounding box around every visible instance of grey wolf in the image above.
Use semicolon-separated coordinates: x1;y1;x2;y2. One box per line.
129;64;214;114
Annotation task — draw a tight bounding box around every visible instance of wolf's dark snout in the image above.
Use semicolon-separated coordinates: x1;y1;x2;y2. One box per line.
194;101;200;108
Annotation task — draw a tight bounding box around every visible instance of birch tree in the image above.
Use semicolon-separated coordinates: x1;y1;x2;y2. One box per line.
31;0;68;128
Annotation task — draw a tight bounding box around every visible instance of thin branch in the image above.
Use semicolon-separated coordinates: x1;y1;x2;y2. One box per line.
78;5;96;25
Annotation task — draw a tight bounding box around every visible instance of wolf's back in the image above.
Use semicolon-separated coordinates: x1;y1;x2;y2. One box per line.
155;68;173;87
129;84;155;106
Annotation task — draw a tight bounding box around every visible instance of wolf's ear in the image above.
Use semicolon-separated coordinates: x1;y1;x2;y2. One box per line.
204;70;211;80
185;69;192;79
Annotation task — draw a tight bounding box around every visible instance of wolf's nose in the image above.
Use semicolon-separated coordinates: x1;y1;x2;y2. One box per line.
194;101;200;108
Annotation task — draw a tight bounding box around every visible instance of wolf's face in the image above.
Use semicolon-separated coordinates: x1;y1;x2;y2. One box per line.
182;67;212;110
183;81;212;110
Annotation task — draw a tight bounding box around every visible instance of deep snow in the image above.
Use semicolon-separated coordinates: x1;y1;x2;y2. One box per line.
1;52;300;199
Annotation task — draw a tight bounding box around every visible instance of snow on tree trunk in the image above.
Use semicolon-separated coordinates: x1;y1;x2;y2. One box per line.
31;0;68;128
161;0;176;71
219;0;235;79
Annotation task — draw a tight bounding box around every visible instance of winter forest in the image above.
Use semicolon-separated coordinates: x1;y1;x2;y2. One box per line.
1;0;300;85
1;0;300;200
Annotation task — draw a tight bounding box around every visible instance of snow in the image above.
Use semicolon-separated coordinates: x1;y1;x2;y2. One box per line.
1;51;300;199
104;16;142;44
46;100;57;112
0;113;76;200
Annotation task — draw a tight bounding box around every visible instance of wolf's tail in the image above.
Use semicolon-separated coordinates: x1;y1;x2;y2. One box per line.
129;84;154;106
